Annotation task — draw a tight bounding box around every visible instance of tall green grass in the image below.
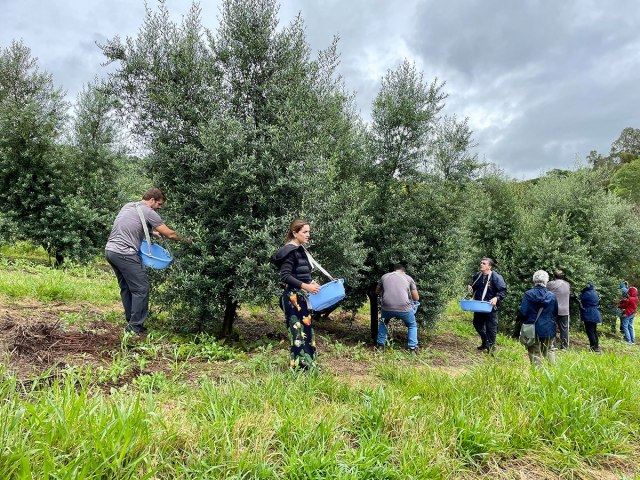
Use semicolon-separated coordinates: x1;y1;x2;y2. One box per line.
0;351;638;479
0;259;118;304
1;260;639;478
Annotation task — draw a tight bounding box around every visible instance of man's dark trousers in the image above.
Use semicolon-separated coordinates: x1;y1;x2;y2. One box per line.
473;310;498;350
105;250;149;333
556;314;569;349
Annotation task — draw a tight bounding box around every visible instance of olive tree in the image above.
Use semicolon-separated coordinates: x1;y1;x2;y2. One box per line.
0;41;68;263
102;0;366;335
351;60;480;337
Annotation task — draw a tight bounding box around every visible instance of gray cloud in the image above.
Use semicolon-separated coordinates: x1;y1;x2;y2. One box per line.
406;0;640;177
2;0;639;178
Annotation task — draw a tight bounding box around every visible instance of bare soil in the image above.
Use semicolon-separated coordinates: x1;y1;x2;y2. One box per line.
0;298;629;389
0;299;489;387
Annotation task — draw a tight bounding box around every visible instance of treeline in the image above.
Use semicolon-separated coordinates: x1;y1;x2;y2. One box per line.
1;0;639;336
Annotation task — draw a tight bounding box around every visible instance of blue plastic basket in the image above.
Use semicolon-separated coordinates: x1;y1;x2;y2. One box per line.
138;240;173;270
308;279;345;311
459;299;493;313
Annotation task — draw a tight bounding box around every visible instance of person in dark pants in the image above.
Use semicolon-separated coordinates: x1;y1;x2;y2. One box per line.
467;257;508;353
579;281;602;353
271;219;322;370
546;270;571;349
105;188;190;334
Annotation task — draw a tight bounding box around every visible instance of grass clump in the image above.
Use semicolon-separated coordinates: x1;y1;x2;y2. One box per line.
0;259;118;304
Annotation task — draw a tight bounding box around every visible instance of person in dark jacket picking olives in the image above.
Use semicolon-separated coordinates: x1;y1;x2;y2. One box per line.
271;219;321;370
467;257;508;353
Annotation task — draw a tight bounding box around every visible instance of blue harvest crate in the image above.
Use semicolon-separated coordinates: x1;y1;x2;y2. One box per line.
459;299;493;313
138;240;173;270
308;279;345;311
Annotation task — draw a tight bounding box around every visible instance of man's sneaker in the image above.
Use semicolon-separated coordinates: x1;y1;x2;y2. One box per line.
408;346;419;354
477;344;488;351
591;347;602;354
374;343;385;351
125;325;148;335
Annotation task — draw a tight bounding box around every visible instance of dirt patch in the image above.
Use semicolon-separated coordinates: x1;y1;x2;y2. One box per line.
2;315;123;378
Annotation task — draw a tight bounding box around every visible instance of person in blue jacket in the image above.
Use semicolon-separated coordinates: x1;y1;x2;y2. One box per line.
579;281;602;353
467;257;508;353
517;270;558;366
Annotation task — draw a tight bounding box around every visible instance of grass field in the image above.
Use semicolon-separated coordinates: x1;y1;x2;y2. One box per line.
0;255;639;479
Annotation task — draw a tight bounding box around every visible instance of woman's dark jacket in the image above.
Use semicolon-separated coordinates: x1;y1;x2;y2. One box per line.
579;283;602;324
271;244;312;289
518;285;558;338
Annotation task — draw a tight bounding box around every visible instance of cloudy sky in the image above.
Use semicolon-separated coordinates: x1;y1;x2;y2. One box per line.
2;0;639;178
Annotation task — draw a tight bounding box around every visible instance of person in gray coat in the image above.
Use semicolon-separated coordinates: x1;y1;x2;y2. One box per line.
546;270;570;349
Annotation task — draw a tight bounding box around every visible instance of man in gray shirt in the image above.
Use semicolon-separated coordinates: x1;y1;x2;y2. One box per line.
546;270;570;349
105;188;189;334
375;264;420;352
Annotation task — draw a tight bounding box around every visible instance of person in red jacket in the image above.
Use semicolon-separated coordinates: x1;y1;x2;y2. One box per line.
619;286;638;344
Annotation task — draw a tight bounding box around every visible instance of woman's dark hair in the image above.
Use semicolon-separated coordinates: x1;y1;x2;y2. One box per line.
142;187;165;202
553;269;566;280
284;218;309;243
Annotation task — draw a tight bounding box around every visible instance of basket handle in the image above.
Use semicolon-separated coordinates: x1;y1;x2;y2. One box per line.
134;203;152;255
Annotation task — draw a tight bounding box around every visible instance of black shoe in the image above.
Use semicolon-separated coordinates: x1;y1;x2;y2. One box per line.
408;346;419;355
125;325;147;335
374;343;385;351
477;344;488;351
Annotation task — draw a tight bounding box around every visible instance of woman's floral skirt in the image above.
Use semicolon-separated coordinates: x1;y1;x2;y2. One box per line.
282;287;316;369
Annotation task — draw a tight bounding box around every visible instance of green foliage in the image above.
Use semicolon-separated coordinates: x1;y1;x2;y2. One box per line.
0;43;129;264
484;168;640;328
610;127;640;162
102;0;366;334
349;60;481;325
0;41;68;261
610;158;640;204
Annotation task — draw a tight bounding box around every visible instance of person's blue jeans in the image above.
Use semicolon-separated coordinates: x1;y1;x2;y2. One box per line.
621;314;635;344
377;309;418;348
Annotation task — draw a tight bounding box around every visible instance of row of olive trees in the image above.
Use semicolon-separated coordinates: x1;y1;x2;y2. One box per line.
3;0;638;337
99;0;483;335
462;166;640;332
0;41;142;264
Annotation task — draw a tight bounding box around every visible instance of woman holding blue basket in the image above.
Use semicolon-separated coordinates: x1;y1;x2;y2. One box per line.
271;219;322;370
